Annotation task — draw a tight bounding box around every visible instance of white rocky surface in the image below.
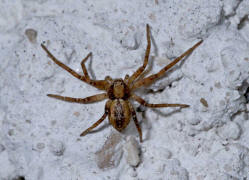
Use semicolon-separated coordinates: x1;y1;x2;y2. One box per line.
124;136;140;167
1;0;249;179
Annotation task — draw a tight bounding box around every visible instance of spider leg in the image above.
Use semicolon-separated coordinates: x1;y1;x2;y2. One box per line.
124;74;129;84
127;24;151;86
81;52;92;79
131;40;203;90
80;113;107;136
41;44;108;90
128;101;143;142
131;94;189;108
47;93;108;104
105;75;113;82
80;100;111;136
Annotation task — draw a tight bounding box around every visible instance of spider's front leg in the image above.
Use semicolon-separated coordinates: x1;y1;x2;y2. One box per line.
131;40;203;90
80;100;111;136
41;44;108;90
80;52;92;80
124;74;129;84
127;24;151;87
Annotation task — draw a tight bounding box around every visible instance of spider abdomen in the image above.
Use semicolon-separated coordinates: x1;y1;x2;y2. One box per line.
109;99;131;132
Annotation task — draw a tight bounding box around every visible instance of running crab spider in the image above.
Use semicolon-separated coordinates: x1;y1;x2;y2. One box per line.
41;24;203;142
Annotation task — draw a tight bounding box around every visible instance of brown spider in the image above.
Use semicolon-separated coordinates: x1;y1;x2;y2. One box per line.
41;24;202;142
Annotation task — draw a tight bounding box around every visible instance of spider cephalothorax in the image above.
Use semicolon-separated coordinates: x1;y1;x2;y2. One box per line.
41;24;202;142
107;79;130;100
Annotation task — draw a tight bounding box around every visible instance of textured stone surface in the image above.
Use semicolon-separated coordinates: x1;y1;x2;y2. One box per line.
124;136;140;167
1;0;249;179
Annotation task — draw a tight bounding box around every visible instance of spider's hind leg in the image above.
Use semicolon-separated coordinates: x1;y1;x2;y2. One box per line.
128;101;143;142
80;100;111;136
131;94;189;108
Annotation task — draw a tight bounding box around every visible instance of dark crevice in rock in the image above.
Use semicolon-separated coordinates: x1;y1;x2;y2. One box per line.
12;176;25;180
237;14;249;30
244;86;249;103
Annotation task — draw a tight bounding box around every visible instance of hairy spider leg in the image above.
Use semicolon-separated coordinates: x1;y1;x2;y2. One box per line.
128;101;143;142
124;74;130;84
80;100;111;136
132;40;203;90
41;44;108;90
127;24;151;86
47;93;108;104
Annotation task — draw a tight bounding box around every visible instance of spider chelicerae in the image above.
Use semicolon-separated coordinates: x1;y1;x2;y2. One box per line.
41;24;202;142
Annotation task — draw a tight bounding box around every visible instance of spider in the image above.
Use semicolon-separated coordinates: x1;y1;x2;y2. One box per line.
41;24;202;142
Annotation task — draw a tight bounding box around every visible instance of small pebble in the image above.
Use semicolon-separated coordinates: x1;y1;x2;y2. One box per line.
25;29;37;43
200;98;208;107
217;122;241;140
36;143;45;150
128;167;137;177
150;147;171;160
124;136;140;167
8;129;14;136
188;118;201;125
49;140;65;156
95;132;123;169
